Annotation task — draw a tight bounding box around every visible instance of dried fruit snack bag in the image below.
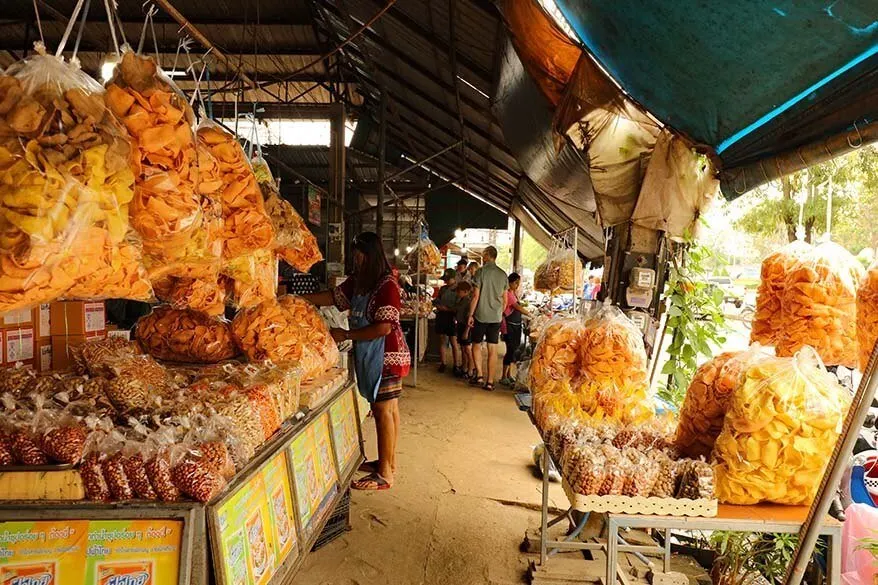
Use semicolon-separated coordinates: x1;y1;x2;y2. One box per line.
712;347;850;505
750;239;811;346
577;305;652;424
776;241;863;367
0;50;152;310
135;305;238;363
857;260;878;370
196;120;274;259
535;247;582;293
404;230;441;274
232;295;338;380
675;350;751;459
253;155;323;273
105;50;211;279
222;247;277;309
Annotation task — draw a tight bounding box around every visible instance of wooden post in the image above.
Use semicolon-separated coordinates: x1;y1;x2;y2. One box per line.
328;102;346;272
512;218;522;272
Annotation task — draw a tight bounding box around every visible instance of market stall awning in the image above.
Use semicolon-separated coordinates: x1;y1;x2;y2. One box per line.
551;0;877;197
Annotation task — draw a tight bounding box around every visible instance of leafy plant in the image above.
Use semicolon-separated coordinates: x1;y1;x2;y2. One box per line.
658;235;727;408
856;535;878;560
708;531;816;585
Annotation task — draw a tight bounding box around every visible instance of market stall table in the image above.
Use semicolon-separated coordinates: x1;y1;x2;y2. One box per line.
0;367;363;585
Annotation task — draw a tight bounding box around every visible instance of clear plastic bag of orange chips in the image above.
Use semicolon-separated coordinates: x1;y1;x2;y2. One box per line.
750;239;811;346
775;241;863;367
713;347;850;505
232;295;338;380
856;260;878;370
0;49;151;310
576;304;652;424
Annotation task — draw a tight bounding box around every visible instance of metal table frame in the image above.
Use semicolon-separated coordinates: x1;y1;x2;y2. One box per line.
537;445;843;585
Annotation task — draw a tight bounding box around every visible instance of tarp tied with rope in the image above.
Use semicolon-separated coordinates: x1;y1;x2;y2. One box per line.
546;0;877;199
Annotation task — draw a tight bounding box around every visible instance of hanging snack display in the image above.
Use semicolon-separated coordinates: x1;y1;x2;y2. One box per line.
105;51;215;280
529;316;584;400
135;306;238;364
0;51;152;311
712;348;851;505
750;239;812;346
252;155;323;273
404;233;442;274
675;351;752;459
232;295;339;380
534;248;583;293
775;241;863;367
857;261;878;370
195;122;274;259
576;305;653;424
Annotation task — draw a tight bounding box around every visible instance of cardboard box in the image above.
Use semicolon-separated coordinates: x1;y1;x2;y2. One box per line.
1;308;32;328
35;339;52;372
50;301;106;336
51;333;105;371
33;303;51;340
4;328;34;367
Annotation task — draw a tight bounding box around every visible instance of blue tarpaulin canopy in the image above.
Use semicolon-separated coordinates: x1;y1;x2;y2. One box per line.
553;0;877;194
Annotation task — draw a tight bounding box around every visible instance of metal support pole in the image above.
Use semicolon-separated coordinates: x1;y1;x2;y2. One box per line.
512;219;522;273
328;102;346;272
414;222;422;388
573;228;579;315
383;140;463;184
540;446;549;566
376;90;387;243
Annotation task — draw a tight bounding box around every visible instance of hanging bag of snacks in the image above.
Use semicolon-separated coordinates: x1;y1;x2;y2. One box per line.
857;260;878;370
0;47;152;311
135;306;239;363
775;240;863;367
404;228;442;274
534;243;582;293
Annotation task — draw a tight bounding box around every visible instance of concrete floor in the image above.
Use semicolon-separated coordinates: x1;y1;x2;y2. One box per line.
297;366;566;585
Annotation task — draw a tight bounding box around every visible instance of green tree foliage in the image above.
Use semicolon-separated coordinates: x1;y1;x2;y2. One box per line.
734;146;878;253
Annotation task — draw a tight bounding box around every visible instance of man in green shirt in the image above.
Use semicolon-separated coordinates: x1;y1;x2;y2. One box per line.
467;246;508;390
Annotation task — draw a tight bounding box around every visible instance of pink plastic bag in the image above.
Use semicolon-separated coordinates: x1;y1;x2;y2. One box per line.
842;503;878;585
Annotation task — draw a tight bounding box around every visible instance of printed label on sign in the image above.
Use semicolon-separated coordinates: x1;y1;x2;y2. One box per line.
38;305;50;337
6;330;34;362
84;303;105;333
0;562;55;585
95;561;152;585
106;330;131;341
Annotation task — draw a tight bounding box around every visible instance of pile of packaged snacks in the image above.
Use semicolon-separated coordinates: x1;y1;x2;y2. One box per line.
675;350;755;459
105;51;215;280
135;306;238;363
0;50;152;311
776;241;863;368
529;316;583;397
221;247;277;309
750;240;812;346
857;261;878;369
544;419;713;500
712;347;850;505
534;248;582;293
232;295;339;380
252;156;323;273
152;275;226;317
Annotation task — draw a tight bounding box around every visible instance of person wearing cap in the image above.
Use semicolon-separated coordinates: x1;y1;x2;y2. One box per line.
455;258;468;280
434;268;461;374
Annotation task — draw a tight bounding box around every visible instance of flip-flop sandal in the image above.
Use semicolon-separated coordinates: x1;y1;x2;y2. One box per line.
352;472;392;491
358;460;379;473
469;376;485;386
484;382;495;392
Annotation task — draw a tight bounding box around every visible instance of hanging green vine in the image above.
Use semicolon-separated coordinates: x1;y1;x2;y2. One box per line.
658;236;728;408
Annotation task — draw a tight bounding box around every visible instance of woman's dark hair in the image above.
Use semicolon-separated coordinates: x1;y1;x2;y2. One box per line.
351;232;391;294
508;272;521;285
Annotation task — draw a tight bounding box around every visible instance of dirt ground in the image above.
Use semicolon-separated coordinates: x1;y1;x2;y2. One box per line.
297;366;565;585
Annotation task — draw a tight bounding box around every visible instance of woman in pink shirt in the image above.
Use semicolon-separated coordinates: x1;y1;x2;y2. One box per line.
500;273;530;386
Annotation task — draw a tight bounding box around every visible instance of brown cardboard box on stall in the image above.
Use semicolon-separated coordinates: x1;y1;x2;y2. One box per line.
35;339;52;372
51;332;105;372
50;301;106;337
3;327;35;369
32;303;51;340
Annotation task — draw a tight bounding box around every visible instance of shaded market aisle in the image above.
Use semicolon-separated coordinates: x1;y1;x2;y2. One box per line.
297;368;565;585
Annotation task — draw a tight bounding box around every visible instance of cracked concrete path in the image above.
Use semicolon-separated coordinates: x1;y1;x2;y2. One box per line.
297;367;565;585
